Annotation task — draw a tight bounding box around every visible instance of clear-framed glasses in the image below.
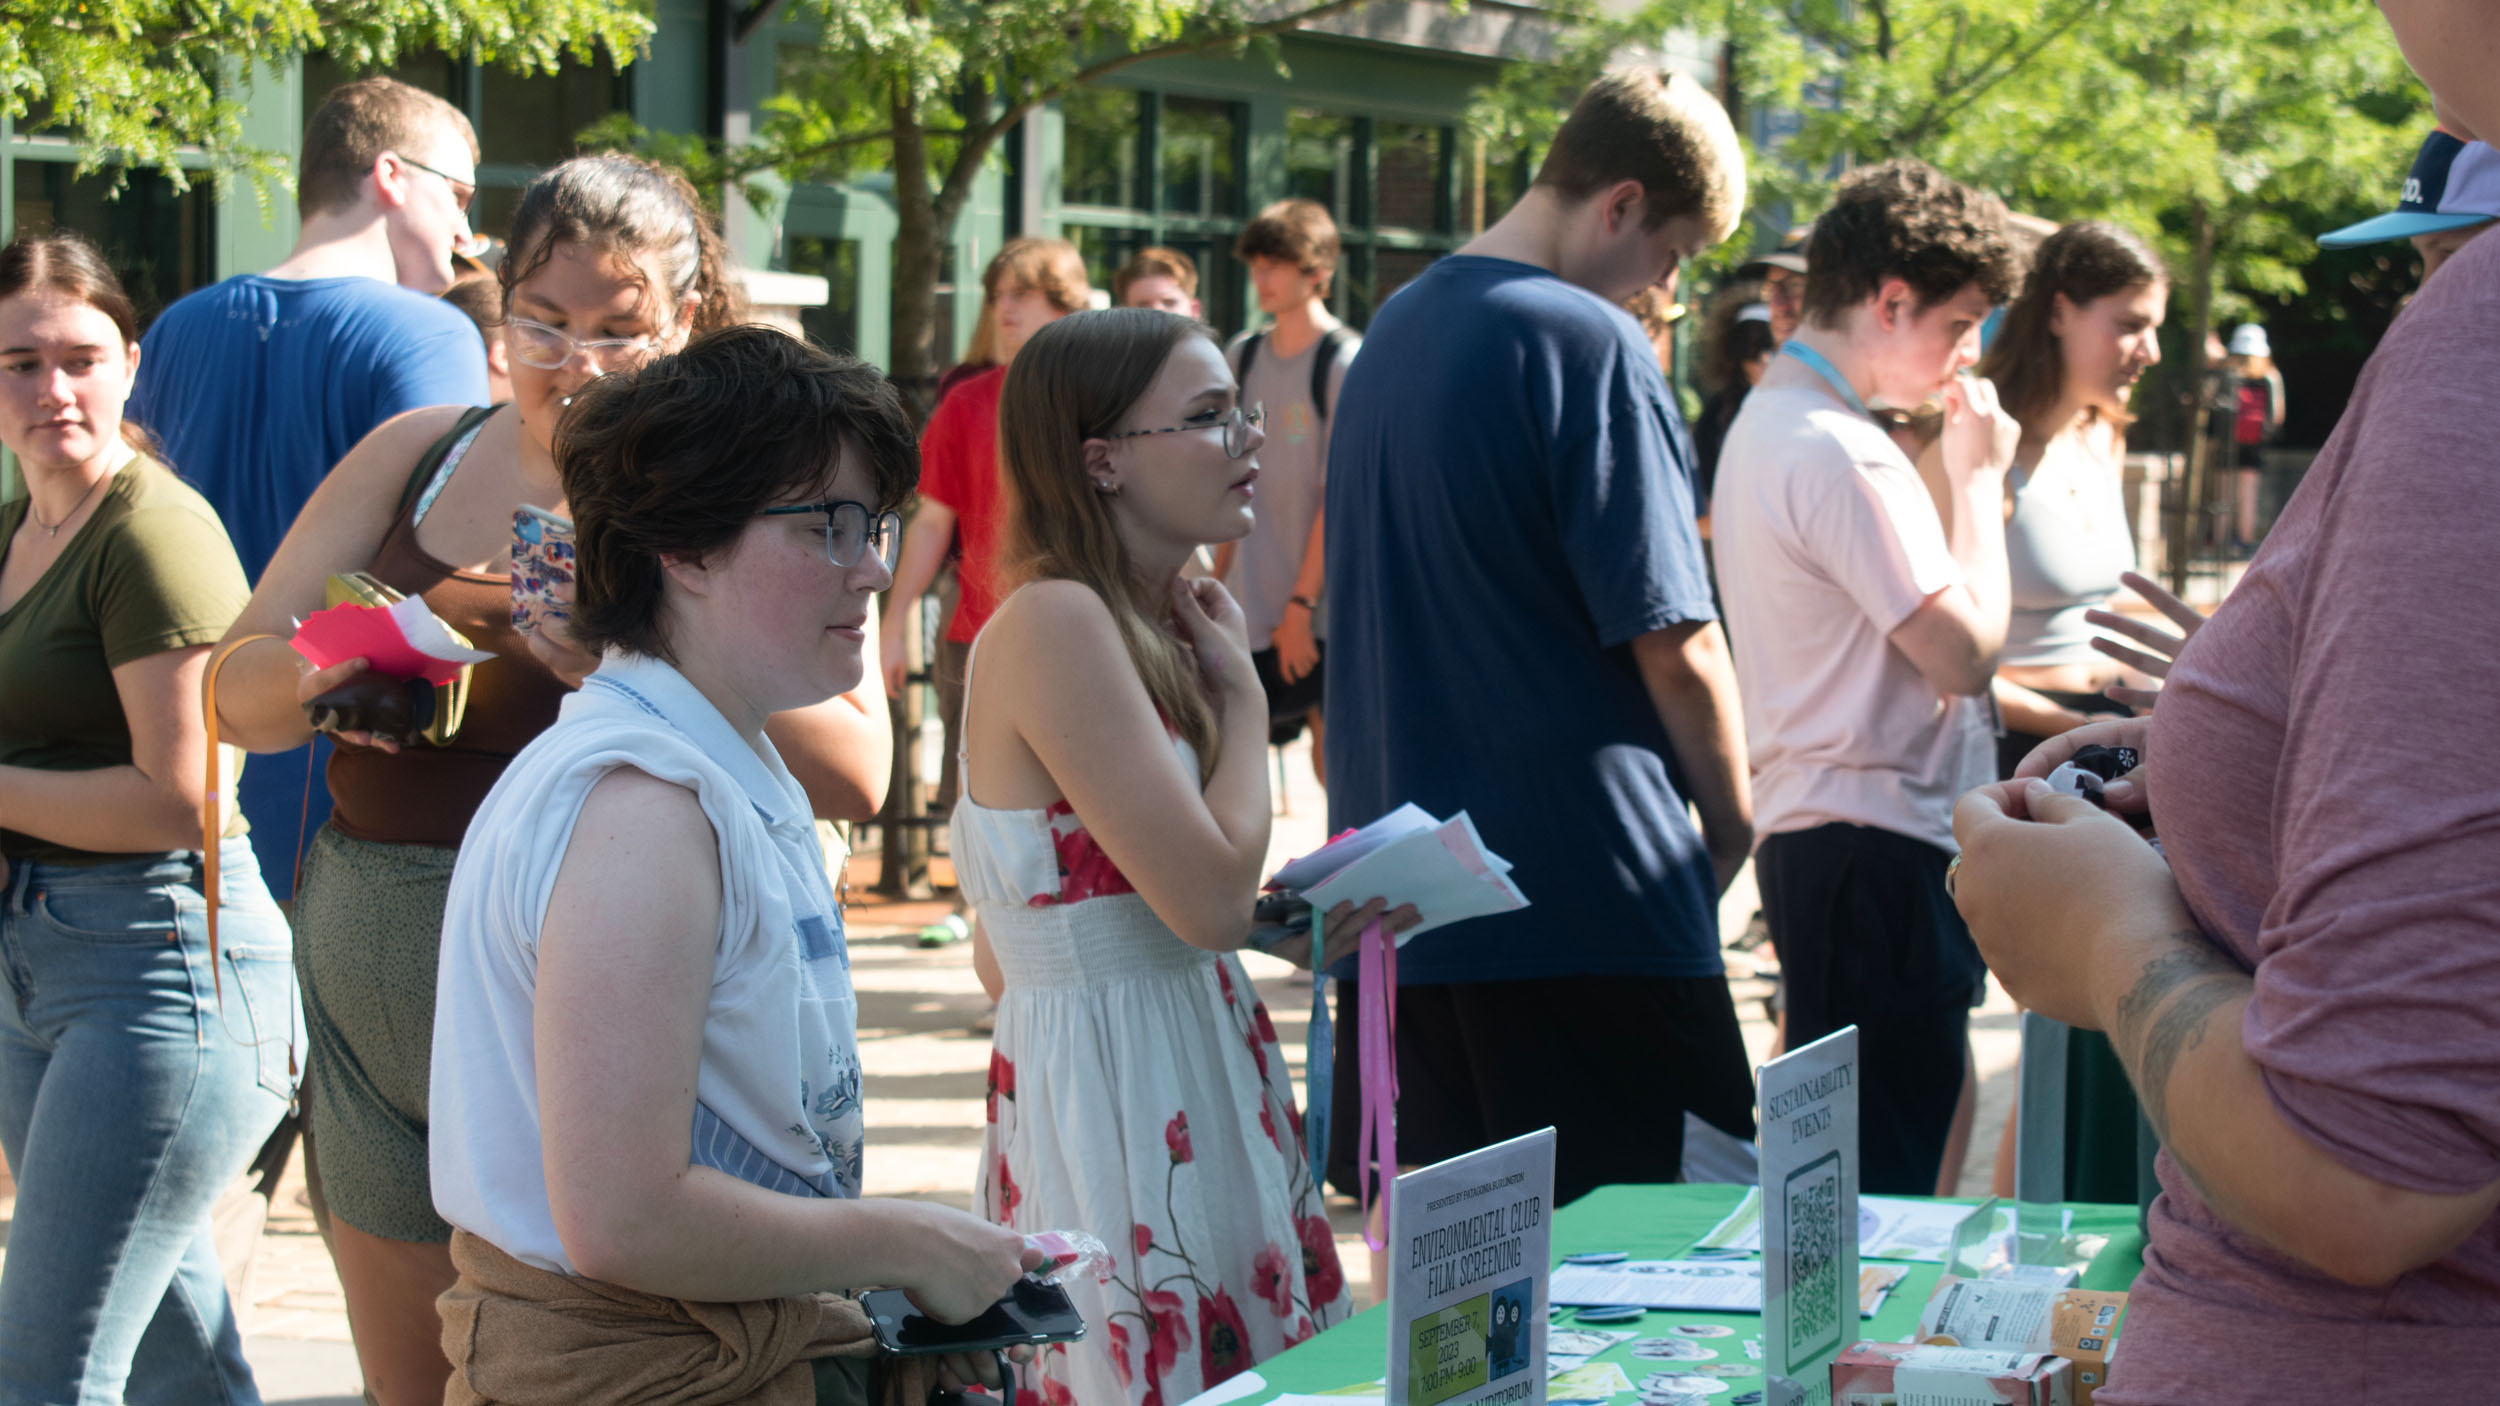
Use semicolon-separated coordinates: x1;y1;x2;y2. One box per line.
757;499;903;570
505;317;669;372
391;153;477;214
1103;402;1264;460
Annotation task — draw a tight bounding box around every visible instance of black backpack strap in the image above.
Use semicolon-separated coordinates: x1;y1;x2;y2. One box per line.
1309;325;1354;424
1234;330;1266;392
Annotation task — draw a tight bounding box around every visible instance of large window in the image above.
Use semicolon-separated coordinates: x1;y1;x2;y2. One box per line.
1059;89;1247;335
1055;89;1478;334
784;235;861;357
9;160;214;324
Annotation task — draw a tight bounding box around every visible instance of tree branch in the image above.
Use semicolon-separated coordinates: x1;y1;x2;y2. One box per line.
930;0;1371;231
1893;0;2105;151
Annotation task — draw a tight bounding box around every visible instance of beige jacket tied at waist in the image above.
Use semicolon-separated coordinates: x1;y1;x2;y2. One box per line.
439;1229;939;1406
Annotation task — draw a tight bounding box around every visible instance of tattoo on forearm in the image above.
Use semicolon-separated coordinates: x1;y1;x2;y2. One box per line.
2111;937;2248;1144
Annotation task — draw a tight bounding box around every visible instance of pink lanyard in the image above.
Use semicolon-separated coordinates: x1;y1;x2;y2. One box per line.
1356;918;1397;1249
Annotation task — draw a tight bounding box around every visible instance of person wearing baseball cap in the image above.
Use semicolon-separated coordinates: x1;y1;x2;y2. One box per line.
1735;224;1810;340
2318;129;2499;282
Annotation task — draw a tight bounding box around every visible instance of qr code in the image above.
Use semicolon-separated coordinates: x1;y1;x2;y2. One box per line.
1785;1167;1841;1358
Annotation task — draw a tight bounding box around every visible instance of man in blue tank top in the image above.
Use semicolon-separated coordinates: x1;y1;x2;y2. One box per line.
128;76;490;896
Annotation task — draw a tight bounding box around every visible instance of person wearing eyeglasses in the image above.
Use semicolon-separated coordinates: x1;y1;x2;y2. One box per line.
954;308;1416;1405
124;78;493;919
206;155;889;1406
423;324;1039;1404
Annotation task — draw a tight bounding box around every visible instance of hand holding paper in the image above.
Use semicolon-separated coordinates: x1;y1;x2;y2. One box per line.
291;593;491;686
1266;803;1530;944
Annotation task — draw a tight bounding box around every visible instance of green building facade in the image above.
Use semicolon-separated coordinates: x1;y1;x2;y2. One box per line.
1;3;1584;366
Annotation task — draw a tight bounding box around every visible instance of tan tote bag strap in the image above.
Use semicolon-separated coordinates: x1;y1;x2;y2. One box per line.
202;633;281;1003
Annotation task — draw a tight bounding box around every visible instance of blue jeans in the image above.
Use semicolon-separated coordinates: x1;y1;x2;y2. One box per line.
0;840;301;1405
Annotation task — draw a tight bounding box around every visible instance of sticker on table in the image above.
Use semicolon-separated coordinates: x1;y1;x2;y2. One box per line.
1546;1327;1634;1359
1672;1324;1737;1338
1631;1337;1716;1361
1687;1363;1757;1378
1547;1360;1635;1397
1642;1373;1731;1396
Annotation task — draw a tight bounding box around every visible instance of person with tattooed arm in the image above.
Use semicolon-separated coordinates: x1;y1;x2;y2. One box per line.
1949;7;2500;1397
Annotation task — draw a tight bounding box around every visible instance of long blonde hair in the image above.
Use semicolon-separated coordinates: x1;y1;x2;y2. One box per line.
997;308;1218;782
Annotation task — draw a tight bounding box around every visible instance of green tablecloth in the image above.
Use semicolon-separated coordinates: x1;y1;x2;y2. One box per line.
1222;1182;2145;1402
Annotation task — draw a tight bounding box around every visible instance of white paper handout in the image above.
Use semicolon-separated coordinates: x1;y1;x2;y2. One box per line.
1267;803;1528;943
1698;1189;2017;1265
1547;1259;1906;1318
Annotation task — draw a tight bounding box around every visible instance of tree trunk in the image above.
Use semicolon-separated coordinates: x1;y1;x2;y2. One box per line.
888;85;944;419
2167;199;2216;598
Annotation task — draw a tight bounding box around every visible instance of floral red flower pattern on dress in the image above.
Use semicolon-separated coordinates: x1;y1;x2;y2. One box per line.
1199;1289;1253;1385
1251;1243;1296;1316
1023;800;1138;907
1296;1215;1346;1306
1165;1111;1194;1164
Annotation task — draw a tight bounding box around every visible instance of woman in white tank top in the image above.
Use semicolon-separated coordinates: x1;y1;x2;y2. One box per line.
956;308;1416;1405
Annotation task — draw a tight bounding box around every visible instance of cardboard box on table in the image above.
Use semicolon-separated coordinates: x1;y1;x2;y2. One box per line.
1832;1341;2075;1406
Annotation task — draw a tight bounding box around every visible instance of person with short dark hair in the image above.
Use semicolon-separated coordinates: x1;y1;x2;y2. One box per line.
428;324;1034;1402
1215;199;1356;777
0;233;296;1403
1112;246;1201;317
128;76;491;900
1325;66;1757;1218
1711;157;2023;1195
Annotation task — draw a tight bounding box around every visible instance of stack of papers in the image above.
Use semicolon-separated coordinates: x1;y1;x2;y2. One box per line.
1698;1189;2016;1264
1266;803;1528;941
1548;1257;1907;1319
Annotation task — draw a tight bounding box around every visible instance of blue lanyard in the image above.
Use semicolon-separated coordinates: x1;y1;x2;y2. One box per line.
1781;341;1872;420
1304;908;1334;1190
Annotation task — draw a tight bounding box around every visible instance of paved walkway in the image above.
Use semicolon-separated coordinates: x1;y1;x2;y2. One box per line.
0;731;2027;1403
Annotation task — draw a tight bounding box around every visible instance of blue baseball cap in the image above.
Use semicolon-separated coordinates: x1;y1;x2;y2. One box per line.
2317;130;2500;247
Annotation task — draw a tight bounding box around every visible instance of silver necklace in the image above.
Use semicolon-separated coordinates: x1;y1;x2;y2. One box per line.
28;471;108;537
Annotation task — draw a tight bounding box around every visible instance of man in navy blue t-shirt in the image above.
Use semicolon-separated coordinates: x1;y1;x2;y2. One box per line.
129;77;489;896
1323;69;1757;1208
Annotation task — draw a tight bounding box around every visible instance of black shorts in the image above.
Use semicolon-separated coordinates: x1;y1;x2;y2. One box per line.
1756;823;1985;1195
1252;643;1325;745
1325;971;1758;1209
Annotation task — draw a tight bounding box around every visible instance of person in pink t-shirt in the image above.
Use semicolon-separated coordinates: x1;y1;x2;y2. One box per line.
1950;7;2500;1398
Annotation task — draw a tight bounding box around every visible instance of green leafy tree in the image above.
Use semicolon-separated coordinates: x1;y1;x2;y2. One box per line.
596;0;1378;403
0;0;653;193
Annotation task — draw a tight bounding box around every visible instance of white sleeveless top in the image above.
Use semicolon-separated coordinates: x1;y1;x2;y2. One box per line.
430;651;865;1274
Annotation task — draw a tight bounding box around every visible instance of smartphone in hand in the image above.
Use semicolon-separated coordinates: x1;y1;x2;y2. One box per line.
860;1278;1086;1356
511;505;576;637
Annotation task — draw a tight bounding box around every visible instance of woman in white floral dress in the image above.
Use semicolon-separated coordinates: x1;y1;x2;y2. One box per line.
954;308;1416;1405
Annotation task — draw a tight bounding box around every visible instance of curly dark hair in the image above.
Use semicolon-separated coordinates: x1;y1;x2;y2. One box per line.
556;325;918;662
499;154;747;339
1802;159;2022;328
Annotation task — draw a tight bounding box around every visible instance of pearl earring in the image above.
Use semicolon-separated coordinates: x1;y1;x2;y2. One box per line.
1094;479;1120;495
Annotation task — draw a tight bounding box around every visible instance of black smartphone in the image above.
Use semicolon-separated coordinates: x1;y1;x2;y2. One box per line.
1246;890;1314;955
861;1278;1087;1356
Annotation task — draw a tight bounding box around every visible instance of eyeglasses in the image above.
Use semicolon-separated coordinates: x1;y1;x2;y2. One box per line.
1103;403;1265;460
757;499;903;570
393;154;477;215
505;317;669;372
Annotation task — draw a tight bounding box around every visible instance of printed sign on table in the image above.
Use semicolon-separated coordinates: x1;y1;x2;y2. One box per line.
1387;1128;1556;1406
1759;1026;1859;1406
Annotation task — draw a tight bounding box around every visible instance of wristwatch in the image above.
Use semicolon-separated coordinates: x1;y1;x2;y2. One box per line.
1286;595;1319;612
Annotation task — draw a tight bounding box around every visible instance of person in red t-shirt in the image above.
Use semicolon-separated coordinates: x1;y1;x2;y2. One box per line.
882;238;1090;840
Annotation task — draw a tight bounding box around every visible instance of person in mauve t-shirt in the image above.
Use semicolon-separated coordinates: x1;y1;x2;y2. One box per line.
1951;16;2500;1394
